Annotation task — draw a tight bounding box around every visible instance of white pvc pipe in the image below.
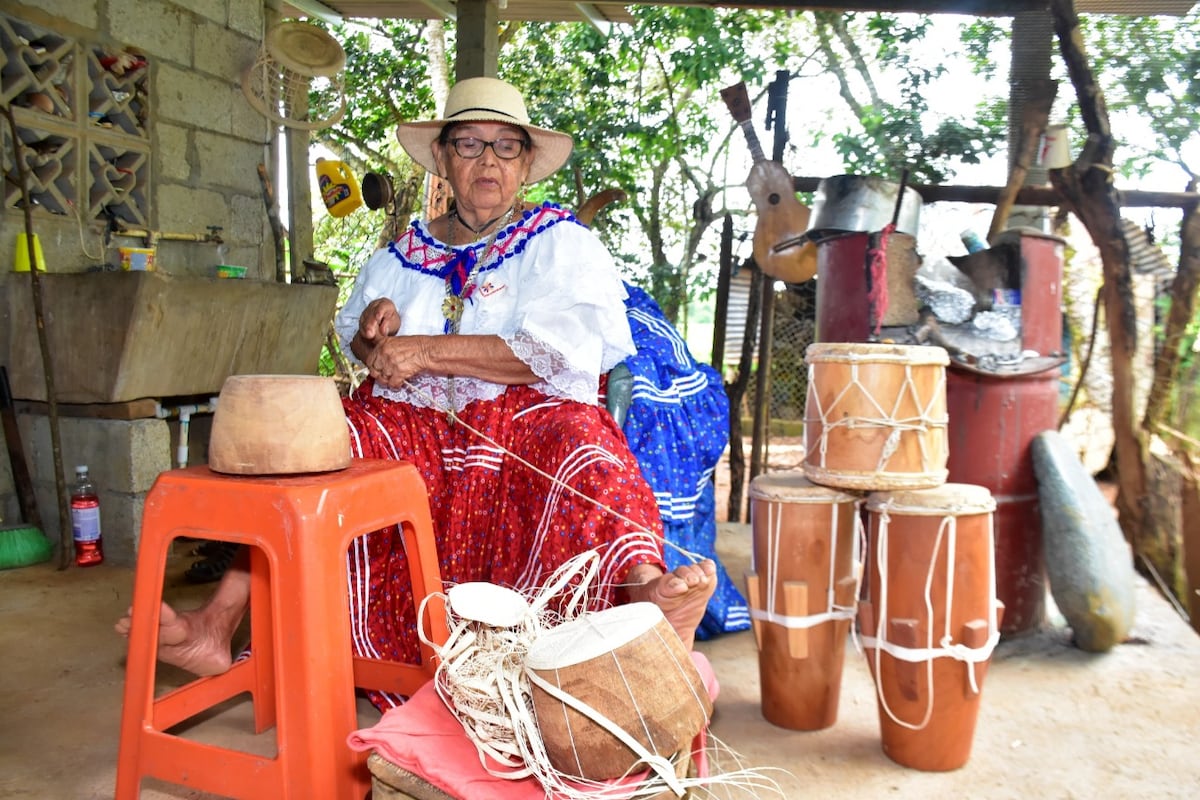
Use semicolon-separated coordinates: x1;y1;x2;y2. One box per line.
155;398;217;468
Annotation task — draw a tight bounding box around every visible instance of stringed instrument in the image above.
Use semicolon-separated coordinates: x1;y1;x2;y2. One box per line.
720;82;816;283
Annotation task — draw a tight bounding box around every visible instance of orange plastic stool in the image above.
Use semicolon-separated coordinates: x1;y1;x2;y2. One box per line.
115;458;448;800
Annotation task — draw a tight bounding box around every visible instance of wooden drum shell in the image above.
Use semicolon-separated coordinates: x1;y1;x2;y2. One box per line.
860;484;1002;771
747;473;860;731
525;603;712;782
803;342;949;491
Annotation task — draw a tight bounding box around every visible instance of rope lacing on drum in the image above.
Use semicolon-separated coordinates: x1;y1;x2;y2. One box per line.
805;358;948;478
748;496;866;630
417;547;782;799
860;500;1002;732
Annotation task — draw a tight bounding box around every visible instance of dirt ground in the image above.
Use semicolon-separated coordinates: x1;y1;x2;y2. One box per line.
1;437;1196;799
698;437;1200;799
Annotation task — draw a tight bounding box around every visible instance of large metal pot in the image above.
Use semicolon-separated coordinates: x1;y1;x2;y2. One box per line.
807;175;923;240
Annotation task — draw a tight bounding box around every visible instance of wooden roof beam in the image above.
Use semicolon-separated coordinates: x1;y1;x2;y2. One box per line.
417;0;457;19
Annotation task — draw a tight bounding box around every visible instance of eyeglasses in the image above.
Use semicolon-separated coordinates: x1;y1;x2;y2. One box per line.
447;137;528;160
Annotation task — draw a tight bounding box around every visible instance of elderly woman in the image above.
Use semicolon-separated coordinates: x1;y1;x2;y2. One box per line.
118;78;715;707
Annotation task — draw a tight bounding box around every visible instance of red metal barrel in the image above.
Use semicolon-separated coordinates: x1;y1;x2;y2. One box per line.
946;366;1060;635
815;232;872;343
1014;230;1066;358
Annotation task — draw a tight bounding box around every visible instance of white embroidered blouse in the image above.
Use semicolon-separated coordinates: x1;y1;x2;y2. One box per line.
335;202;636;412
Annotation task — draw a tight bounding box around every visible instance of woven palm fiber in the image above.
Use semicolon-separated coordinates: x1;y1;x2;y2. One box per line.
368;752;454;800
525;602;712;781
367;748;696;800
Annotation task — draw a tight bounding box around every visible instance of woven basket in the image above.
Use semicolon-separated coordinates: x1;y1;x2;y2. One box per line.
240;21;346;131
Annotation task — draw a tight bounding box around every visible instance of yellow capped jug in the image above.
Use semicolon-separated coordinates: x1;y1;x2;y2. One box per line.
315;158;363;217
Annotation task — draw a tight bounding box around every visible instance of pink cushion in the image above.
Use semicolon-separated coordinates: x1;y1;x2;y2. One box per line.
348;652;719;799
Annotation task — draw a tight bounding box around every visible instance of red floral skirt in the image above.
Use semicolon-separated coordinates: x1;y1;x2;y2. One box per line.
341;381;664;708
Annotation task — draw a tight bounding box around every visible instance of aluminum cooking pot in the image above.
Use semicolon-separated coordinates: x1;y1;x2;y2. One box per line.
807;174;923;240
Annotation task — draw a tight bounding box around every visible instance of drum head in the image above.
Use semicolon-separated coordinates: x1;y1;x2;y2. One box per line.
866;482;996;515
749;471;861;504
526;602;662;670
446;582;531;628
805;341;949;367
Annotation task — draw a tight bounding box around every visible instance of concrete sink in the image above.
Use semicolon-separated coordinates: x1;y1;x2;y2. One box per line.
3;271;338;403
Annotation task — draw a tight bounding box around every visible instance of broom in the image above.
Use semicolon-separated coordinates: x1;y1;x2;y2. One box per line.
0;365;52;569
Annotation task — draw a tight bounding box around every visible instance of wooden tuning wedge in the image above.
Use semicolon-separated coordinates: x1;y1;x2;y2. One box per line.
782;580;809;660
744;572;763;651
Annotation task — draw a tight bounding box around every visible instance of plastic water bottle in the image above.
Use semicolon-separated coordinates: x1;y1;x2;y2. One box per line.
960;229;988;254
70;465;104;567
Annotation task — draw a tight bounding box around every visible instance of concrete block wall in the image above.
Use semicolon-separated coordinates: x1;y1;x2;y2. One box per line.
14;413;175;566
2;409;214;566
1;0;271;281
1;0;280;563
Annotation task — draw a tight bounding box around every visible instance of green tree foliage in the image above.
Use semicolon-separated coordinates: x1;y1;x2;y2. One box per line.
1081;12;1199;188
498;9;776;319
811;12;1007;184
309;10;1195;333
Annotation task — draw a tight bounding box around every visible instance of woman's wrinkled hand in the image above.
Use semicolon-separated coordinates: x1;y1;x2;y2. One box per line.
365;335;433;389
358;298;401;347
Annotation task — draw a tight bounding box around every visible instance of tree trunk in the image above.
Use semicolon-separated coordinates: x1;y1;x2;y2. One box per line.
1047;0;1149;546
1143;199;1200;432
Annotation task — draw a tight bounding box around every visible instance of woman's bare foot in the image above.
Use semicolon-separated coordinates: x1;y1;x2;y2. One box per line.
627;560;718;650
114;601;240;677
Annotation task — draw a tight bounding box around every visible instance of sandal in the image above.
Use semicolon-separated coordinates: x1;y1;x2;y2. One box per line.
184;540;240;584
189;539;229;559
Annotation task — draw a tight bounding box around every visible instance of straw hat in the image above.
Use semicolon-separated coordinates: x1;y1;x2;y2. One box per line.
396;77;574;184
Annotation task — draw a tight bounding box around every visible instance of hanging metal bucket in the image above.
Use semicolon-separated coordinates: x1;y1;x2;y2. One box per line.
807;175;923;241
361;171;395;210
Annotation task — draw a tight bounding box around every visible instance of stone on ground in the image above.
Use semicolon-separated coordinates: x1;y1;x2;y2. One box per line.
1032;429;1135;652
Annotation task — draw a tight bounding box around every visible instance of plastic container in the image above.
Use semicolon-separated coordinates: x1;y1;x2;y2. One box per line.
70;465;103;567
960;229;988;254
13;232;45;272
216;264;247;279
119;246;156;271
1038;124;1072;168
315;158;362;217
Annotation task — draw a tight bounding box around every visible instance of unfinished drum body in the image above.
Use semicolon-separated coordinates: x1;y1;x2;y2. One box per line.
524;602;712;782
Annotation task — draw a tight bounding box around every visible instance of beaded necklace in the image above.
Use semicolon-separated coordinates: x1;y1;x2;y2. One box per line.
440;202;517;422
441;203;517;334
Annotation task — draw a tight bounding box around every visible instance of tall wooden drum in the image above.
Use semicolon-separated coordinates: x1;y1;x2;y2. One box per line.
803;342;949;490
747;473;861;731
859;484;1004;771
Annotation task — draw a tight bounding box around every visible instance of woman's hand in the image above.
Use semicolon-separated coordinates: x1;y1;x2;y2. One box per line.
365;335;433;389
358;298;401;346
357;325;539;389
350;298;404;374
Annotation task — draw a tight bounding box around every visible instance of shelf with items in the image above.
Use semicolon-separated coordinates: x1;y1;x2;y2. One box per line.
87;142;149;226
86;46;148;138
1;121;77;217
2;9;154;227
0;14;76;121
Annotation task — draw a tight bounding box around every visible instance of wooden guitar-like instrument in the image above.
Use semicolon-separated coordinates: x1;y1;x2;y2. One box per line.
720;82;816;283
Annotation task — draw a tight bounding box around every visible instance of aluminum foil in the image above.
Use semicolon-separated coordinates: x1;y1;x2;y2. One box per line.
972;309;1019;341
915;275;975;325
